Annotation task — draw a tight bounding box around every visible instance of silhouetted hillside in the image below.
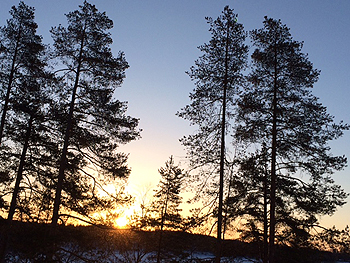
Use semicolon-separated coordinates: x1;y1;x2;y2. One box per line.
1;220;349;262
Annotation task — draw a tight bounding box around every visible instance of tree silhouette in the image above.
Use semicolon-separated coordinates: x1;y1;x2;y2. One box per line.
235;17;348;263
50;1;140;226
177;6;248;262
148;156;185;263
224;146;270;260
0;2;55;261
0;1;46;146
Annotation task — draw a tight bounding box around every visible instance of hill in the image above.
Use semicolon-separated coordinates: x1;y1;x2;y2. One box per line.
1;220;349;262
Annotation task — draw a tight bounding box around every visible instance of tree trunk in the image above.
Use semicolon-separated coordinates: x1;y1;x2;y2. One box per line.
7;114;34;220
269;54;278;263
222;169;233;240
215;18;230;263
263;170;268;263
156;195;168;263
0;113;33;263
51;32;85;226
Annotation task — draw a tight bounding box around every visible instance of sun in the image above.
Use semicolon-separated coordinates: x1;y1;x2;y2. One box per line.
115;216;128;228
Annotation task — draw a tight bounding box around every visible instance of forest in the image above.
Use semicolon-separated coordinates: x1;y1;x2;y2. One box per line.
0;1;349;263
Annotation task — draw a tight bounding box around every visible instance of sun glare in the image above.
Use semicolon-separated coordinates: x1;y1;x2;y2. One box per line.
115;216;128;228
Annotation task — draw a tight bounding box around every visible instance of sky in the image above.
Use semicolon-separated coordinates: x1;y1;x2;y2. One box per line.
1;0;350;230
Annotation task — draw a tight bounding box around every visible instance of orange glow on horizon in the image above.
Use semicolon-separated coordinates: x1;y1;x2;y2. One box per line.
115;216;128;228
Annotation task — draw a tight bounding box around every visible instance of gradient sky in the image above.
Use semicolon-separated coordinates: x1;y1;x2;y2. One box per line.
1;0;349;229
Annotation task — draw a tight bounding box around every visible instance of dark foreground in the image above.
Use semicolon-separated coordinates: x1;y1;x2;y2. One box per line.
0;220;349;263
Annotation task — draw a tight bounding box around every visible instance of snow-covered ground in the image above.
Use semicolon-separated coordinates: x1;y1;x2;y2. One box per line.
111;250;261;263
5;245;350;262
7;249;262;263
6;251;350;263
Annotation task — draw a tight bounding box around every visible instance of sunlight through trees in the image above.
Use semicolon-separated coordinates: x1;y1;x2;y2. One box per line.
0;2;349;263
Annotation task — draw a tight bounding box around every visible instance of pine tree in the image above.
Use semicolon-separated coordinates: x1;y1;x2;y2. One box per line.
150;156;184;230
177;6;248;262
50;1;140;226
148;156;185;263
0;3;56;261
0;1;56;222
0;1;45;145
235;17;348;263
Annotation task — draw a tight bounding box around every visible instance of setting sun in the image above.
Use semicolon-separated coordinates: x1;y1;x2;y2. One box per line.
115;216;128;228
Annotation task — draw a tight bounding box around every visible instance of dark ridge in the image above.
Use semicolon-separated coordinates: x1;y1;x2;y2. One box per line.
1;220;349;263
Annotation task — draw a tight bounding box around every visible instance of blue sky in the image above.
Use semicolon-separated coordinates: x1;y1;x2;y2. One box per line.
1;0;349;229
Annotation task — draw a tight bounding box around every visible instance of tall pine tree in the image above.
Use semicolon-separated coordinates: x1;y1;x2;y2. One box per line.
235;17;348;263
0;1;55;221
50;1;140;226
0;3;55;261
177;6;248;262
